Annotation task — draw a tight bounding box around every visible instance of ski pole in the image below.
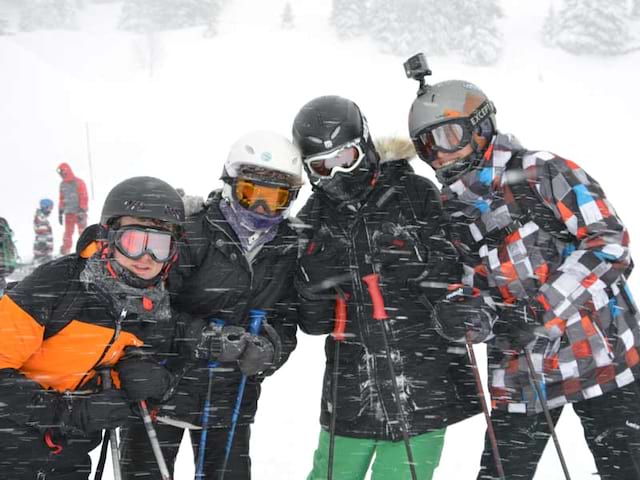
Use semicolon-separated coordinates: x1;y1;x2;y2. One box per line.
362;273;418;480
139;399;172;480
328;290;348;480
93;430;110;480
220;309;265;480
120;347;172;479
99;369;122;480
465;335;505;480
196;319;224;479
523;349;572;480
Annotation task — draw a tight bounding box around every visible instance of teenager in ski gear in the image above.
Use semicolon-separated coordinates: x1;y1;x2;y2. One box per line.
0;176;185;479
33;198;55;264
407;78;640;479
57;162;89;255
293;95;484;480
120;131;302;480
0;216;18;297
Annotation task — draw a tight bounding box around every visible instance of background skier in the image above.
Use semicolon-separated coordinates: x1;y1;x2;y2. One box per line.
57;162;89;255
293;95;484;480
407;77;640;479
0;176;185;479
0;216;18;297
33;198;54;264
120;131;302;479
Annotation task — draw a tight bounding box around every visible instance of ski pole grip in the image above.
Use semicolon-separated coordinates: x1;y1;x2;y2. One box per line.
362;273;389;321
333;294;348;342
248;309;266;335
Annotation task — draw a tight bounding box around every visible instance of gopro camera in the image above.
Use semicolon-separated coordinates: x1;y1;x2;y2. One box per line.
403;53;431;81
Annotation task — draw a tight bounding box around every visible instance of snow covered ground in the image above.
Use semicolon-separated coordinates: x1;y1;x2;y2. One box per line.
1;0;639;478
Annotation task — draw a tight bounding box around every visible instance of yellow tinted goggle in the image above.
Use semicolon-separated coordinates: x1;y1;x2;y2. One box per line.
233;178;292;216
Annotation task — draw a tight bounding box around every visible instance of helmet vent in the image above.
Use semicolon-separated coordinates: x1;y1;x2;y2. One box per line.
124;199;145;211
244;145;255;155
164;205;182;220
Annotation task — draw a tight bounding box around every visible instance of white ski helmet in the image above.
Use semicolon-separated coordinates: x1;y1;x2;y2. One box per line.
223;130;303;186
221;131;304;222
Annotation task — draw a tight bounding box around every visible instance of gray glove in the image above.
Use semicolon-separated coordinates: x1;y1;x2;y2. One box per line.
193;323;247;363
238;322;282;376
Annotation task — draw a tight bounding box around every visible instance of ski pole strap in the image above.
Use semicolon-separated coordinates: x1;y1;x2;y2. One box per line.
362;273;388;320
44;429;63;455
333;293;348;342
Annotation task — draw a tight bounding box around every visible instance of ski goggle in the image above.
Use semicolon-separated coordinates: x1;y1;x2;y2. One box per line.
233;177;295;217
110;226;176;263
304;140;365;178
415;100;496;160
416;119;474;160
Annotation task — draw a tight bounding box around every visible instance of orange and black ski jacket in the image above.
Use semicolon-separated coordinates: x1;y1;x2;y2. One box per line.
0;244;174;430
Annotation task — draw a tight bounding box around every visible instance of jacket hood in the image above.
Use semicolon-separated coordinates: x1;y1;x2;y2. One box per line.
374;136;416;163
57;162;75;181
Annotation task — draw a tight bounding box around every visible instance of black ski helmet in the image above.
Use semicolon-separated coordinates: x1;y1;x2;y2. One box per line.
101;176;185;228
292;95;379;205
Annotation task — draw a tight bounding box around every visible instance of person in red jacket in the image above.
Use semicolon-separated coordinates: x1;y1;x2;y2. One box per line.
57;162;89;255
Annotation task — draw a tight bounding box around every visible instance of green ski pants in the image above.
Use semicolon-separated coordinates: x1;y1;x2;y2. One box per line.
307;427;446;480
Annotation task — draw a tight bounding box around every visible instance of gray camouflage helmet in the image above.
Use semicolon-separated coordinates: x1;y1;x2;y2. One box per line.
408;80;497;184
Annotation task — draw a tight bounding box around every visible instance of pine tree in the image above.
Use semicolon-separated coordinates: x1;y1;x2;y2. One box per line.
120;0;222;33
20;0;78;31
554;0;632;55
330;0;368;39
281;2;294;30
460;0;503;65
541;4;557;47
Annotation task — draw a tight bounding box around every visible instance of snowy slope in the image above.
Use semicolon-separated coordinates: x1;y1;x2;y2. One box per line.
1;0;639;478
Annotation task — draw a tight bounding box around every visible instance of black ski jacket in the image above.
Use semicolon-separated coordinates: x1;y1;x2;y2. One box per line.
296;160;481;440
167;191;298;428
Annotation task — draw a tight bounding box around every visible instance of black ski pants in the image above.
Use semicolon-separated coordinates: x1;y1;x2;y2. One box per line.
120;421;251;480
477;380;640;479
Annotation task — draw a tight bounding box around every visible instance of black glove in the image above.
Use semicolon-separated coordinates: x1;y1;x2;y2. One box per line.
58;211;63;225
116;356;172;402
190;321;247;363
371;226;427;291
493;299;548;352
29;390;133;434
297;238;350;298
433;286;495;343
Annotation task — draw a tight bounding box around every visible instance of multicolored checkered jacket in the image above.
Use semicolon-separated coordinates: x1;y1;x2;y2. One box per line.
442;133;640;413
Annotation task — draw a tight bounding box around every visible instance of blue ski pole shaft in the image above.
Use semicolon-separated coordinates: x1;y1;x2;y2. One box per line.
196;319;224;479
220;309;265;480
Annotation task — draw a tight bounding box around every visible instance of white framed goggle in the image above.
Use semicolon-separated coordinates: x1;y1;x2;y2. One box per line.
304;140;365;178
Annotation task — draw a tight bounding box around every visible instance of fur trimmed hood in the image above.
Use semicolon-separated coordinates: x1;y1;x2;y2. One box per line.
374;137;416;163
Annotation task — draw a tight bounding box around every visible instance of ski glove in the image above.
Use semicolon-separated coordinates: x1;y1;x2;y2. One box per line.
116;355;172;402
29;390;133;434
192;322;248;363
374;231;427;290
433;286;495;344
493;299;549;352
58;211;63;225
297;238;351;299
238;322;282;377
